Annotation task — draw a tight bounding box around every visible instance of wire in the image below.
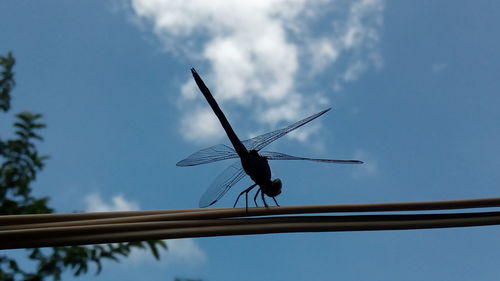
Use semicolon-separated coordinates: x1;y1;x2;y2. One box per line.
2;197;500;250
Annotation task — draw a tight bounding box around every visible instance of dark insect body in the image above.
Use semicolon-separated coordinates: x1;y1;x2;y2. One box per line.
177;68;363;209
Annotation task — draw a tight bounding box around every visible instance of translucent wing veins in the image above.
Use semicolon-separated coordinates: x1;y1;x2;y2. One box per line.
242;108;331;151
177;109;331;166
176;144;238;166
198;161;246;208
261;151;364;164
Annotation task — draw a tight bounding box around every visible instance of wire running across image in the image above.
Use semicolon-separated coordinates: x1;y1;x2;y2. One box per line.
2;197;500;249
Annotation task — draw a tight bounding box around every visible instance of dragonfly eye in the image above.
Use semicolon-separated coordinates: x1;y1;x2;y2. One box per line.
268;178;282;197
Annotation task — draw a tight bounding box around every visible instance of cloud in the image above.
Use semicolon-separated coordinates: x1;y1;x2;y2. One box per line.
351;149;378;178
128;0;384;144
432;62;447;74
84;192;139;212
126;238;206;267
342;60;368;82
179;105;224;143
83;193;206;266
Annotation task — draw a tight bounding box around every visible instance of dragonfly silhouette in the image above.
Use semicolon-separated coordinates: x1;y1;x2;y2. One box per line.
177;68;363;208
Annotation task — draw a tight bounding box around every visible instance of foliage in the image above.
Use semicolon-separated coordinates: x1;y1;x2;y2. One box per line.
0;52;167;281
0;52;14;112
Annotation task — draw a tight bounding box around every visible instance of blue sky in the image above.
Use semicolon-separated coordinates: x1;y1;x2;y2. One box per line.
1;0;500;280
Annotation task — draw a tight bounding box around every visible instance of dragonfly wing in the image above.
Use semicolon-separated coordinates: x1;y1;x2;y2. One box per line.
261;151;364;164
241;108;331;151
199;161;247;208
176;144;239;166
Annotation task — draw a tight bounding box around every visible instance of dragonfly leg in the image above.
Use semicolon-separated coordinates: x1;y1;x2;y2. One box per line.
233;183;257;208
272;197;280;207
261;191;269;208
245;191;248;212
253;188;261;207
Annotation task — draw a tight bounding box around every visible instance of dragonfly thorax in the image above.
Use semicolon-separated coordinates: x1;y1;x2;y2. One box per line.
241;150;272;184
241;150;282;199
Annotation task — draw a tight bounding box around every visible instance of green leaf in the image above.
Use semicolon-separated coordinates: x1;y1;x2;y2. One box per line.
146;241;161;260
0;52;167;281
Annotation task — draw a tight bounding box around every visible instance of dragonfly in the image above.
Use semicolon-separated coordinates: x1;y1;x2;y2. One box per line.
177;68;363;209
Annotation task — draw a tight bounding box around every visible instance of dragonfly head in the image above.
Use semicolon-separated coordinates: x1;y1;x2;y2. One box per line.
266;178;282;197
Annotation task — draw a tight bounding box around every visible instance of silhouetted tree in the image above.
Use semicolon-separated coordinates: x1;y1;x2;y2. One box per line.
0;52;167;281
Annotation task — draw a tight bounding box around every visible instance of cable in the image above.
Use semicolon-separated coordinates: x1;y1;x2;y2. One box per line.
2;197;500;250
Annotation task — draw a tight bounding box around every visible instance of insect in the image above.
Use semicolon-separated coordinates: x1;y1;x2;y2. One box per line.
177;68;363;208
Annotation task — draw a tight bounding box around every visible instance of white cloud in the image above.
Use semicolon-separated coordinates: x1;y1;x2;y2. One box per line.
84;192;139;212
162;238;206;265
309;39;340;74
179;106;225;143
126;238;206;267
432;62;447;74
342;0;383;50
83;193;206;266
343;60;367;82
351;149;378;178
128;0;384;144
